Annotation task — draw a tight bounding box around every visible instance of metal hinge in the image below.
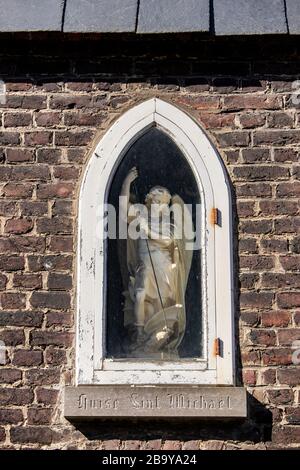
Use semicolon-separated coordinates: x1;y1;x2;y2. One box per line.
213;338;221;357
210;207;220;226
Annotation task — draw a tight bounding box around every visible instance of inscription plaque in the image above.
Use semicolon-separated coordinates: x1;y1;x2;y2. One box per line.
64;386;247;419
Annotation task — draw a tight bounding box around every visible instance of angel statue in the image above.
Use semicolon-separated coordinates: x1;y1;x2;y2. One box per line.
119;167;194;359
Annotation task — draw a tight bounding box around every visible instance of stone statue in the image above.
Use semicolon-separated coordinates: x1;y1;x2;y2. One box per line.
119;167;194;359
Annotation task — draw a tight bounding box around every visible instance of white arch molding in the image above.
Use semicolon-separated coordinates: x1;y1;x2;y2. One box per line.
76;98;235;386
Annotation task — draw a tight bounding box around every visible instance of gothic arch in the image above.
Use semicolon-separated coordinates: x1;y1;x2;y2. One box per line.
76;98;234;385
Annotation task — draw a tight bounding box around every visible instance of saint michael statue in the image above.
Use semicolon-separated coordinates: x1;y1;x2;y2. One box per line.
119;167;194;359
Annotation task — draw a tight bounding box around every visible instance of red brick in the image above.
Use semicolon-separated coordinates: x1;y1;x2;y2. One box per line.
24;131;52;146
0;274;7;290
277;293;300;309
13;274;42;289
27;255;72;272
285;407;300;424
240;255;275;270
36;217;72;234
0;388;33;406
5;218;33;234
242;148;270;163
277;368;300;386
233;165;289;181
259;200;299;216
238;112;266;129
262;273;300;289
30;291;70;309
262;348;292;366
0;311;43;328
6;148;34;162
27;408;52;425
3;183;34;198
45;347;66;365
223;95;281;111
46;312;72;327
0;409;23;425
19;202;48;216
247;329;276;346
241;292;274;309
276;182;300;197
36;148;62;164
236;183;272;197
0;255;24;271
266;389;294;405
0;293;26;309
261;311;291;327
10;426;54;445
240;219;273;234
278;329;300;346
35;111;61;126
0;369;22;384
0;131;20;145
36;388;59;405
214;131;250;147
0;329;25;346
0;236;45;254
280;256;300;271
55;130;94;146
37;183;74;199
53;166;80;180
260;238;288;253
13;350;43;367
47;273;72;291
242;369;257;386
253;130;300;145
25;368;60;386
30;331;72;347
48;236;73;252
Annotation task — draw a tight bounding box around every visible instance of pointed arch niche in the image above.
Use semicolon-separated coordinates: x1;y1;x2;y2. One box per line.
76;98;235;386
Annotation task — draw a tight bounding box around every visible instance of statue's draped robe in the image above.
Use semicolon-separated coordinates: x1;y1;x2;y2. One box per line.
120;195;194;356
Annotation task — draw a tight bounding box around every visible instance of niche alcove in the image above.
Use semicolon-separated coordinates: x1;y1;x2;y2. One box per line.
74;98;235;387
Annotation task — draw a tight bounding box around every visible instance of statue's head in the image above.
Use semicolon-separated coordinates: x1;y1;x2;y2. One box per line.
145;186;171;207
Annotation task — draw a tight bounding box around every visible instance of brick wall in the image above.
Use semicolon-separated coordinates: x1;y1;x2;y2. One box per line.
0;33;299;449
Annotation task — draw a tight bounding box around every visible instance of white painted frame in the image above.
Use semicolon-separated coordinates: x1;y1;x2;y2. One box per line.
76;98;234;386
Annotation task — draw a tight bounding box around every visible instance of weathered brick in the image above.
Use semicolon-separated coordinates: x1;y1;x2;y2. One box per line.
27;255;72;272
13;350;43;367
55;130;94;146
5;218;33;235
30;331;72;347
0;311;43;327
260;238;288;253
280;256;300;271
238;112;266;129
277;293;300;309
253;130;300;145
240;255;275;270
19;201;48;216
242;148;270;163
0;236;45;254
30;291;70;309
37;183;74;199
0;293;26;309
10;426;54;445
214;131;250;147
247;329;276;346
0;131;20;145
25;368;60;386
242;369;257;386
276;182;300;197
259;200;299;216
241;292;274;309
266;389;294;405
0;255;24;271
223;95;281;111
240;219;273;235
267;112;294;128
3;183;34;198
285;407;300;425
240;273;259;289
0;409;23;425
236;183;272;197
0;369;22;384
47;273;72;291
6;148;34;162
27;408;52;425
277;368;300;386
36;217;72;234
48;236;73;253
261;311;291;327
24;131;52;146
46;312;72;327
36;388;59;405
0;329;25;346
262;348;292;366
45;347;66;365
13;274;42;289
35;111;61;127
233;165;289;181
36;148;62;164
0;388;33;406
273;148;299;162
239;238;258;254
278;328;300;346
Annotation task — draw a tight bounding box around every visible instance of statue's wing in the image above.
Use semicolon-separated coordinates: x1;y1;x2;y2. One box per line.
171;194;194;290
